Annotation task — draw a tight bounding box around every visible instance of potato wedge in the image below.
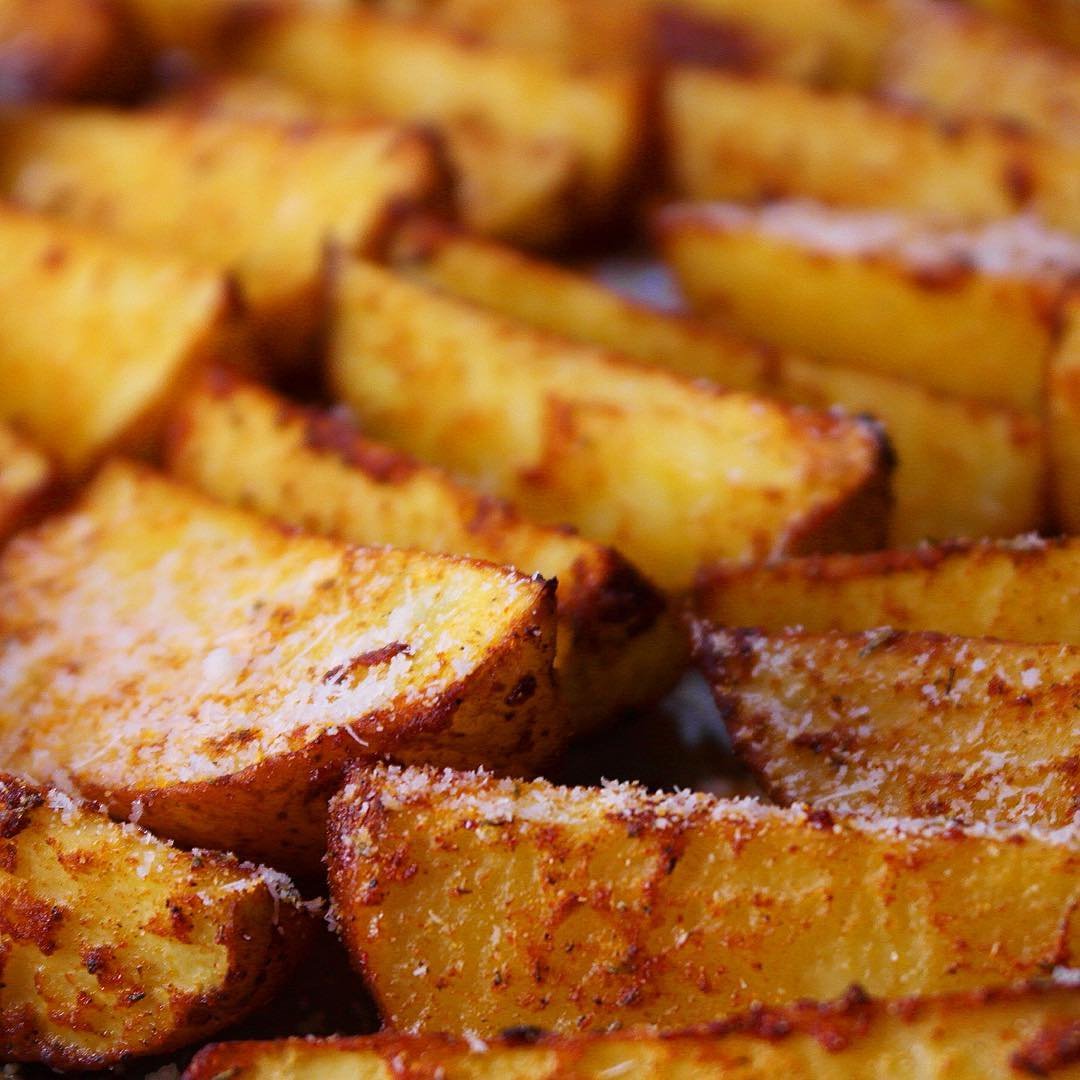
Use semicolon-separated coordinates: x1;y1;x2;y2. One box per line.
1050;299;1080;533
184;985;1080;1079
694;623;1080;830
663;69;1080;234
329;258;891;590
0;106;440;366
170;74;580;250
0;460;562;870
0;206;237;475
329;763;1080;1033
166;371;685;733
0;423;53;543
659;202;1078;412
393;218;1044;545
0;771;310;1070
883;2;1080;147
695;535;1080;639
234;6;646;223
961;0;1080;52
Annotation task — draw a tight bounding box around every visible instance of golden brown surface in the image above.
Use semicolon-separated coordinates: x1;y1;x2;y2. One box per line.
329;764;1080;1034
0;206;234;474
185;986;1080;1078
0;461;562;869
166;371;685;734
696;535;1080;639
0;106;439;364
0;422;53;543
694;622;1080;830
960;0;1080;51
394;216;1044;545
663;69;1080;234
0;771;310;1070
1051;299;1080;533
329;258;891;590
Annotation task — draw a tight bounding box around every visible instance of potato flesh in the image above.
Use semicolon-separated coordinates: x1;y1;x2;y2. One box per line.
694;624;1080;829
184;988;1080;1079
0;772;307;1070
0;460;560;866
166;373;683;734
329;259;890;590
395;220;1044;546
663;69;1080;234
696;536;1080;640
329;765;1080;1034
1050;301;1080;533
0;206;230;474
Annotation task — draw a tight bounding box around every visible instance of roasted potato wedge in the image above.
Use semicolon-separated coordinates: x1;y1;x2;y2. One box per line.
393;218;1044;544
0;206;236;474
694;623;1080;830
883;1;1080;147
184;985;1080;1079
0;460;562;869
329;258;891;590
0;423;53;543
330;764;1080;1033
0;771;310;1070
234;6;646;223
695;535;1080;639
167;371;685;733
663;69;1080;234
0;107;440;366
1050;299;1080;533
659;202;1077;412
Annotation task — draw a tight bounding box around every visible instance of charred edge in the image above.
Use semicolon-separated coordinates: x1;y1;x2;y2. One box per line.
302;407;421;484
322;643;413;686
1012;1019;1080;1075
0;775;44;839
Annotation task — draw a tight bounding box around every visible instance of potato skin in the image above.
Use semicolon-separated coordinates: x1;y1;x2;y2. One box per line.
328;764;1080;1035
184;985;1080;1078
694;622;1080;830
0;772;311;1071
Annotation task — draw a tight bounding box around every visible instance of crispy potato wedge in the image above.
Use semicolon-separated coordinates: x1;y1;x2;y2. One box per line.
166;371;686;733
694;623;1080;830
0;206;236;475
663;69;1080;234
962;0;1080;52
1050;299;1080;533
0;771;310;1070
0;423;53;543
695;535;1080;639
393;218;1044;544
0;106;440;366
0;460;562;870
0;0;141;103
329;763;1080;1033
659;202;1077;412
235;7;646;223
171;74;580;251
883;1;1080;147
329;258;891;590
184;986;1080;1079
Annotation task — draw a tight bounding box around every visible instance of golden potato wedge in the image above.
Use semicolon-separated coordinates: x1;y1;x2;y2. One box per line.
0;460;562;870
1050;299;1080;533
329;763;1080;1034
0;423;54;543
166;371;686;734
234;6;646;223
663;69;1080;234
393;218;1044;545
694;623;1080;830
961;0;1080;52
184;985;1080;1079
170;74;580;250
0;106;440;366
0;771;310;1070
0;0;142;103
883;1;1080;147
695;535;1080;639
659;202;1078;412
329;258;891;591
0;206;236;475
